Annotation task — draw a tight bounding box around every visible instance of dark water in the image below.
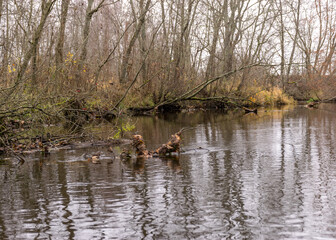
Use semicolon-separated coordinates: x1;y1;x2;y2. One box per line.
2;105;336;239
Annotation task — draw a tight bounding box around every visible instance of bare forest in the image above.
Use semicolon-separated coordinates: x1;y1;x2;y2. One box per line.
0;0;336;147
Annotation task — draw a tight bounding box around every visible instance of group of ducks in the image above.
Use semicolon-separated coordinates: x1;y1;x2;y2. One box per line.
83;146;131;164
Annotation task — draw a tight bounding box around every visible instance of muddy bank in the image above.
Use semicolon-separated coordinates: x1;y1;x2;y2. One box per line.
127;100;243;116
2;137;132;157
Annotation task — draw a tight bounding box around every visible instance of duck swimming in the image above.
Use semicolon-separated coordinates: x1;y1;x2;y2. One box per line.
120;149;131;161
84;152;101;164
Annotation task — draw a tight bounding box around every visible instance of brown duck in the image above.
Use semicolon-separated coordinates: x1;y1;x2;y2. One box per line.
84;152;101;164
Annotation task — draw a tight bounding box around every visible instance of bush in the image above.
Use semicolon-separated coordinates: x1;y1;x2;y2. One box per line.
253;87;295;106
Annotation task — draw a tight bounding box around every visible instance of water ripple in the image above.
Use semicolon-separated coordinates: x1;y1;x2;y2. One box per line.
1;107;336;239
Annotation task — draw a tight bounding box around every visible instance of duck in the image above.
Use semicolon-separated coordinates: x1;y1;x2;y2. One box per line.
306;101;319;108
107;146;114;153
120;149;131;161
84;152;101;164
107;146;115;164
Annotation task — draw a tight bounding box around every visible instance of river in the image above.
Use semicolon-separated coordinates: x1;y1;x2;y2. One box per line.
1;104;336;239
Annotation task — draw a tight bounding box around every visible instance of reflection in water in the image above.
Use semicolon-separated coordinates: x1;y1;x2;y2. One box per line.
2;105;336;239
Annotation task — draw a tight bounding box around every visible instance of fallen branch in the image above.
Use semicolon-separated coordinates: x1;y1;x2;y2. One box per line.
242;106;258;114
155;63;260;108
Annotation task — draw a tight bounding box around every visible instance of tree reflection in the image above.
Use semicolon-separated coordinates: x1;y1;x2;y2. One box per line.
2;107;336;238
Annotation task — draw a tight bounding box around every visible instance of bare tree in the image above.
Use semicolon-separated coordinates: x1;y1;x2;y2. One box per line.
172;0;199;89
119;0;151;83
0;0;3;22
0;0;56;105
204;0;224;82
1;0;335;112
274;0;285;88
16;1;56;87
55;0;70;87
77;0;106;88
286;0;301;81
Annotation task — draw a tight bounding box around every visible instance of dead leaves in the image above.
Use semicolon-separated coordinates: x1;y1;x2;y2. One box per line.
154;131;182;156
131;131;182;158
132;135;150;158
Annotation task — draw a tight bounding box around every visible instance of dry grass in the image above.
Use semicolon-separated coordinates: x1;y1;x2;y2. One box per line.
249;87;295;106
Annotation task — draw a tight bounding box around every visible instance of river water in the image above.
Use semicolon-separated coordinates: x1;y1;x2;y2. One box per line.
1;104;336;239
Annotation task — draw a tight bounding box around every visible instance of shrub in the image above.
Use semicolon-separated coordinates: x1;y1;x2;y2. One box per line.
254;87;295;106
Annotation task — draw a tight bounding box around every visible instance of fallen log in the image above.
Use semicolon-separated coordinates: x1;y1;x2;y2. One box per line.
243;106;258;114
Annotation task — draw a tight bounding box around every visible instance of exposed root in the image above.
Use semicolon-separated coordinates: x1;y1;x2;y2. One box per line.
153;131;182;156
131;129;187;158
132;135;151;158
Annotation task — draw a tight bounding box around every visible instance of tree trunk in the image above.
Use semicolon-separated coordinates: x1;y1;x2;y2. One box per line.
287;0;301;82
139;0;148;85
0;0;7;86
119;0;151;84
31;43;38;89
1;0;56;106
223;0;234;73
172;0;196;89
77;0;106;88
16;0;56;85
277;0;285;88
0;0;3;23
205;19;221;81
55;0;70;87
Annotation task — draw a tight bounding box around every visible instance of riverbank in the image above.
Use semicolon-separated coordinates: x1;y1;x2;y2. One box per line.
0;86;296;155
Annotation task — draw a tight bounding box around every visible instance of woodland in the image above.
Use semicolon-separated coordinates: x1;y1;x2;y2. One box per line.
0;0;335;150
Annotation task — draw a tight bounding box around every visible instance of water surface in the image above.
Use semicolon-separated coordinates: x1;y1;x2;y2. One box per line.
1;105;336;239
